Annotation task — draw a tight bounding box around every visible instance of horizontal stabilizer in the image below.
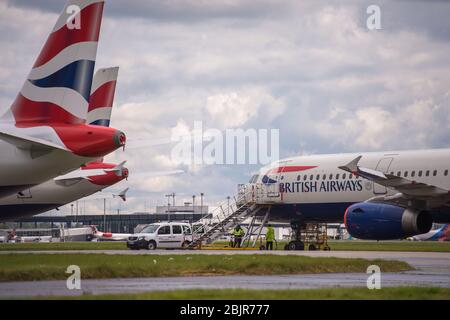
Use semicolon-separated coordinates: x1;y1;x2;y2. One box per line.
54;168;108;181
0;129;68;153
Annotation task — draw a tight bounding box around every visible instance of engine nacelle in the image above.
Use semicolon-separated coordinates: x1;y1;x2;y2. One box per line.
344;202;432;240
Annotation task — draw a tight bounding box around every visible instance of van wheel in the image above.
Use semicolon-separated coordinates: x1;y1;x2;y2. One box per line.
147;240;157;250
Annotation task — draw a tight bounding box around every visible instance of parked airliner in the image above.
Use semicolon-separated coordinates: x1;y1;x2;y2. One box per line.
0;0;125;199
0;67;128;221
244;148;450;248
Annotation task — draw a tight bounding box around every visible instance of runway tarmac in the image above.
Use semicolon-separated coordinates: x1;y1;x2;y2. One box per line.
0;250;449;298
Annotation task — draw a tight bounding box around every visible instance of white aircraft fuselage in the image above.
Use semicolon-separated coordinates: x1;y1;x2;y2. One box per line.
245;148;450;224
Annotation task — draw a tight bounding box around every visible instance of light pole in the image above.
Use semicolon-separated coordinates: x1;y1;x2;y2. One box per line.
192;195;196;223
103;198;106;232
200;193;204;215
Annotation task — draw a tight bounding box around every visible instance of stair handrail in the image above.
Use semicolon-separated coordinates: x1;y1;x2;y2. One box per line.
191;188;254;237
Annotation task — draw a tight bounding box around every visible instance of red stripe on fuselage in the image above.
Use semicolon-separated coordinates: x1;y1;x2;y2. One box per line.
267;166;317;174
33;2;104;68
12;94;84;125
88;81;117;111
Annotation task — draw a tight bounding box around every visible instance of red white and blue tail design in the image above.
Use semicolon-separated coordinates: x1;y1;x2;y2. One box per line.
1;0;105;126
87;67;119;127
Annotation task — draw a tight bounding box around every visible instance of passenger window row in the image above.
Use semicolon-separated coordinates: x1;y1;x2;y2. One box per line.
290;169;449;182
294;173;353;181
390;169;448;178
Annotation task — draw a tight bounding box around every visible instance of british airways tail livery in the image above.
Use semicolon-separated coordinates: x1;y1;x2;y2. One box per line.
2;0;104;126
242;148;450;245
0;0;126;199
0;66;128;221
87;67;119;126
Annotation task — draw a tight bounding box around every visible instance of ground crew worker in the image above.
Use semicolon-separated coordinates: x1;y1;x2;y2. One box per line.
265;224;275;250
232;225;245;248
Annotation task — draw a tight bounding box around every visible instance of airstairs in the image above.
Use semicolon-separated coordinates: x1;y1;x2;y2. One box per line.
189;186;264;248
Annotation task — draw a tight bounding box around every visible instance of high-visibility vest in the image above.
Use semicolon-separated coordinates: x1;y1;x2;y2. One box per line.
233;228;245;237
266;227;275;242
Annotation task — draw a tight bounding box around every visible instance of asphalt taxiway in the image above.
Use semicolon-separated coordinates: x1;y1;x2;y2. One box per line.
0;250;449;298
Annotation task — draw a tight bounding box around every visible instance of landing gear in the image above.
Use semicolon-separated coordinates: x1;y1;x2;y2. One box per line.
285;223;305;251
286;222;330;251
287;241;304;251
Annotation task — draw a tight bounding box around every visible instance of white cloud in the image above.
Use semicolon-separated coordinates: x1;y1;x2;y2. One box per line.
2;1;450;215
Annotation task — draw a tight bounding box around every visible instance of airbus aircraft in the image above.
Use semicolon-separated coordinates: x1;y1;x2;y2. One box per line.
409;224;449;241
0;0;125;199
244;148;450;247
0;67;128;221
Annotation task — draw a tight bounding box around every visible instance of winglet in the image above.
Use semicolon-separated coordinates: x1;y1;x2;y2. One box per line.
338;155;362;174
105;161;127;176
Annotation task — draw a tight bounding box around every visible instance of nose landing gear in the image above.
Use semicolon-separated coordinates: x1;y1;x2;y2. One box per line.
285;222;330;251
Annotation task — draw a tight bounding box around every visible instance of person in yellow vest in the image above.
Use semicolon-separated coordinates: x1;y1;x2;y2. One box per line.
265;224;275;250
232;225;245;248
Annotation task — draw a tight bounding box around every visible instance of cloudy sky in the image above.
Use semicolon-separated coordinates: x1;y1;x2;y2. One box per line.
1;0;449;215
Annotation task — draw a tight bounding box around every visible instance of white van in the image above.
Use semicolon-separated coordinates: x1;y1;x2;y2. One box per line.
127;222;199;250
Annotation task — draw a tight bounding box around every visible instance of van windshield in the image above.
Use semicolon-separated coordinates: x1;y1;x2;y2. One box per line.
140;225;159;234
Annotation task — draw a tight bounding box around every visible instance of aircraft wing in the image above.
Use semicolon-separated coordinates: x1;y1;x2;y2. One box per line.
339;156;450;208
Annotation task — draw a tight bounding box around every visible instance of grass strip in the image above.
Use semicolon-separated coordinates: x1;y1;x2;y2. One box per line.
24;287;450;300
1;240;449;252
0;254;411;282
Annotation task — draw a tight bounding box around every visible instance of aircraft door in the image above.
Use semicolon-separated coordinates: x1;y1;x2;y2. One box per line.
373;157;393;194
266;172;281;198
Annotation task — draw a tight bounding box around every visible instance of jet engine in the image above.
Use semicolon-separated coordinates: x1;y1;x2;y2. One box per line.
344;202;432;240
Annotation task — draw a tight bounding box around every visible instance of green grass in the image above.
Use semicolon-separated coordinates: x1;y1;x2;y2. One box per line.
0;242;126;251
215;240;450;252
1;240;448;252
31;287;450;300
0;254;411;282
324;240;450;252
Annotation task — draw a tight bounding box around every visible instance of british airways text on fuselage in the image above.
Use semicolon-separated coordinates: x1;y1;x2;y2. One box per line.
279;180;363;193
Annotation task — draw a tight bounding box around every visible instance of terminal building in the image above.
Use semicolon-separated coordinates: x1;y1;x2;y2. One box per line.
7;203;210;234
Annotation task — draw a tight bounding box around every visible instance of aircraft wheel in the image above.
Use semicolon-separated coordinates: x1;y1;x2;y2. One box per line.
308;244;316;251
288;241;304;251
323;245;331;251
259;245;266;250
295;241;305;251
147;240;157;250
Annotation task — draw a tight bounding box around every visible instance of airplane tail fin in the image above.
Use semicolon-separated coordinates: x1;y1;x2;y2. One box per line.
87;67;119;127
1;0;105;126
